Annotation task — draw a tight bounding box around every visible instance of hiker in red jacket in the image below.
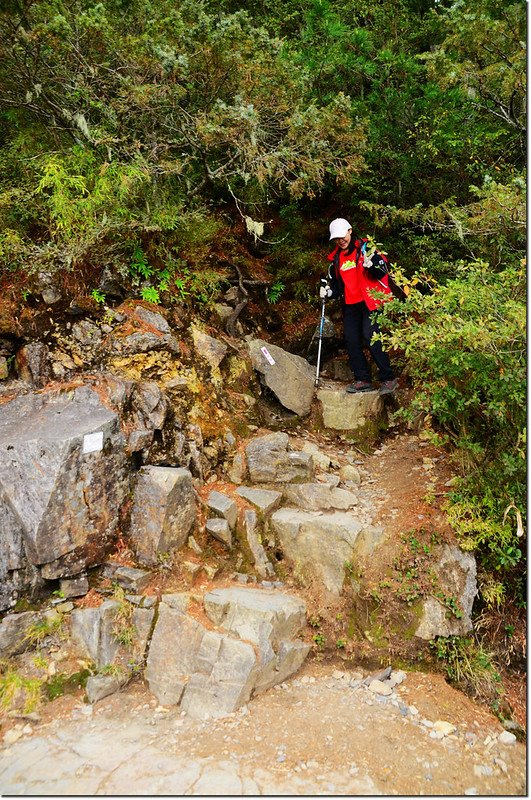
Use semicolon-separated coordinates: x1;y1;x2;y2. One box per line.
320;217;398;394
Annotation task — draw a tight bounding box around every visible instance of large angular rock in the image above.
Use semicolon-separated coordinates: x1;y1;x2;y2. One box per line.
132;306;171;334
128;381;168;453
0;611;42;657
60;572;89;598
71;598;154;670
145;601;258;715
270;509;365;595
86;672;129;704
0;498;42;611
300;442;331;472
241;510;275;578
235;487;282;515
129;467;196;565
204;587;306;644
281;483;358;511
15;342;51;387
180;632;259;719
192;327;227;369
248;339;315;416
70;601;121;668
205;491;238;530
203;587;310;694
317;387;386;431
245;433;313;484
145;588;310;717
206;517;232;548
0;387;129;582
112;566;152;593
415;545;477;640
107;307;179;355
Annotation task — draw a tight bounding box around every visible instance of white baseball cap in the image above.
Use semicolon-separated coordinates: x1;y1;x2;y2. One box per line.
329;218;352;240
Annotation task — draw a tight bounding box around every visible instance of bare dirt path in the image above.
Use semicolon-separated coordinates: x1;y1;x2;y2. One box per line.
0;660;525;796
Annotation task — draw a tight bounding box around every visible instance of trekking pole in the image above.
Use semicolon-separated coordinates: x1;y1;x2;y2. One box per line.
315;279;328;387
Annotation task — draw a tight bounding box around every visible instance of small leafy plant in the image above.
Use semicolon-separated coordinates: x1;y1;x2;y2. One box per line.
140;286;160;304
266;279;285;304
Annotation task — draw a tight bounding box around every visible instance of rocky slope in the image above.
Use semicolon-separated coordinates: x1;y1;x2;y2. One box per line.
0;279;525;793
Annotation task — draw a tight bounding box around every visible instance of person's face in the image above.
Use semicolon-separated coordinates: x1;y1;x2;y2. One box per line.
334;228;352;250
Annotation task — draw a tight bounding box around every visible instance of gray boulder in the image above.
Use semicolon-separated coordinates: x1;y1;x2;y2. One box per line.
59;573;89;599
317;387;386;431
281;483;358;511
206;491;238;530
192;326;228;370
203;587;310;694
128;382;168;453
112;565;152;593
86;672;129;704
129;467;196;565
245;433;313;484
145;587;310;717
415;545;477;640
204;586;306;643
132;306;171;334
145;601;257;715
0;387;129;583
206;518;232;548
0;611;42;657
248;339;315;416
70;601;121;668
0;498;42;611
107;306;179;355
235;487;282;515
270;508;365;595
300;442;331;472
71;599;154;670
15;342;51;387
241;510;275;578
228;452;247;484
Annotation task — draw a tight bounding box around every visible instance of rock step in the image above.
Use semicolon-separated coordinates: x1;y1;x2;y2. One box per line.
145;587;310;718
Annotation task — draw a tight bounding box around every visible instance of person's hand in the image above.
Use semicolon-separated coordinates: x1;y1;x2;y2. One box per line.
319;283;333;299
363;253;374;270
363;251;388;272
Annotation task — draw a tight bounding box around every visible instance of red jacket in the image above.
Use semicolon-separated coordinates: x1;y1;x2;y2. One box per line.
327;239;393;311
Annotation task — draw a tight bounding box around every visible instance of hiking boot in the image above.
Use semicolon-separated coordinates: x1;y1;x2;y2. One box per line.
346;381;374;393
379;378;398;395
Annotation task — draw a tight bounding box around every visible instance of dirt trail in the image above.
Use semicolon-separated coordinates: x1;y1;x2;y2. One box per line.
0;660;525;795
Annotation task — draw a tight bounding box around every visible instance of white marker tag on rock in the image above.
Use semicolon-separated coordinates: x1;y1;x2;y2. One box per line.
83;431;104;454
261;346;275;366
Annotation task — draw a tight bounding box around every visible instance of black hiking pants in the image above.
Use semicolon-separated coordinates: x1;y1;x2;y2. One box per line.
343;302;395;382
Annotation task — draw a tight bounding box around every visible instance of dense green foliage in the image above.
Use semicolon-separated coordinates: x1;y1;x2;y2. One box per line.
378;258;525;602
0;0;365;277
0;1;526;616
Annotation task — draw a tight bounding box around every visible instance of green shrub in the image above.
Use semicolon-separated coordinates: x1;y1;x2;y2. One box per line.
378;258;525;597
430;635;502;711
